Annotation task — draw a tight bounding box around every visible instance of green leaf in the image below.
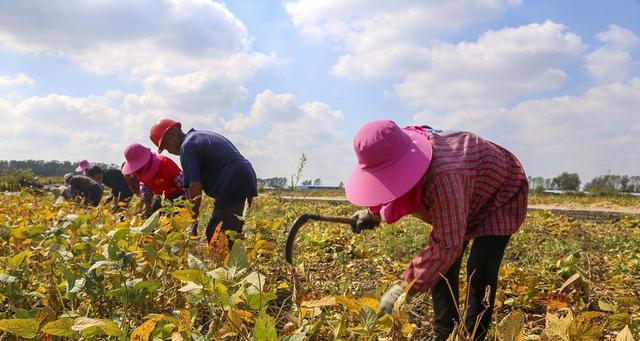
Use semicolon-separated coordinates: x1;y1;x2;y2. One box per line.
359;306;378;333
87;260;117;273
0;273;17;283
71;317;122;338
187;254;207;272
12;307;36;319
172;269;209;286
247;290;276;313
131;210;160;234
227;241;248;278
108;228;131;260
253;313;277;341
598;298;618;312
244;272;266;295
7;250;32;269
134;280;160;294
283;332;307;341
42;318;76;337
0;318;40;339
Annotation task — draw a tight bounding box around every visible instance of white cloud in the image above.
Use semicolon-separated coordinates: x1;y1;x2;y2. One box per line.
0;93;124;161
397;21;584;111
286;0;520;79
221;90;352;184
286;0;516;47
413;77;640;182
0;89;354;185
585;25;639;84
0;0;273;77
287;2;585;112
0;73;33;87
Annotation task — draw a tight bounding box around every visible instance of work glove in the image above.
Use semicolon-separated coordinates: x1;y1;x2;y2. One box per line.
350;209;381;234
378;284;405;316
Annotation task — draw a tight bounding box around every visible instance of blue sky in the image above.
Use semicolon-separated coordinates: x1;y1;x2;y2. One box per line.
0;1;639;185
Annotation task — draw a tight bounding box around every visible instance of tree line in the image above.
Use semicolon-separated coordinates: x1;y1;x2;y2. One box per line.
2;160;637;194
0;160;117;177
529;172;640;194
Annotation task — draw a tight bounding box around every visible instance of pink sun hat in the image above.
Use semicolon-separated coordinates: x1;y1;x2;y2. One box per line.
345;120;433;207
75;160;91;172
121;143;160;179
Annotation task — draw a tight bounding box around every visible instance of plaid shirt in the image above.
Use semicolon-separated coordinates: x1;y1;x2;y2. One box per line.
402;127;528;292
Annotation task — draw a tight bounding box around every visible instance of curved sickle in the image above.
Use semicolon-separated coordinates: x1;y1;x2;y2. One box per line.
285;214;357;264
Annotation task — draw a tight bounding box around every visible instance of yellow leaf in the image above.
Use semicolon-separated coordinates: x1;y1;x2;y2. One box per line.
0;318;40;339
130;315;165;341
357;297;379;312
497;311;526;341
402;322;415;336
209;222;229;261
567;311;607;341
335;296;360;313
301;296;337;308
542;308;573;341
179;309;191;339
616;325;635;341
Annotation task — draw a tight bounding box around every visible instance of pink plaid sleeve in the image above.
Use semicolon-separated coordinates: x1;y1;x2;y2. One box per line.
403;174;471;292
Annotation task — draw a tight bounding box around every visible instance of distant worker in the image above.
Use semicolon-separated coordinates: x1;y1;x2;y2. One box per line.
149;119;257;241
345;120;528;341
75;159;91;176
86;165;134;210
63;173;104;207
121;143;185;217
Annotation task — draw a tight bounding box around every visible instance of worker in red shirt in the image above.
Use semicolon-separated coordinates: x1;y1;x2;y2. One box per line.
121;143;185;217
346;120;528;341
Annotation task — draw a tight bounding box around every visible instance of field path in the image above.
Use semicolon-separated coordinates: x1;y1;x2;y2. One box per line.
277;196;640;220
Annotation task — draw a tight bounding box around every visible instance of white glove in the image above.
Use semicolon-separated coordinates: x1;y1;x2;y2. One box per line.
350;209;381;233
379;284;404;315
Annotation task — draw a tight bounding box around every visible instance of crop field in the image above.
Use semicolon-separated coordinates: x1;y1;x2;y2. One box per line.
0;192;639;340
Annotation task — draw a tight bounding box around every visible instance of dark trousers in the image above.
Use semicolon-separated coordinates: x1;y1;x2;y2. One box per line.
431;235;510;341
85;185;103;207
205;198;252;242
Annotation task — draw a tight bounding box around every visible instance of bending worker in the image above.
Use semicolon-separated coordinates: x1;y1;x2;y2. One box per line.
149;118;257;242
346;120;528;341
86;165;134;210
121;143;185;217
64;173;104;207
75;159;91;176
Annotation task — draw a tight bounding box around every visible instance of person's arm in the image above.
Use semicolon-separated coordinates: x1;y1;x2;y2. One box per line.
140;183;153;216
402;175;471;294
180;142;203;219
189;182;203;219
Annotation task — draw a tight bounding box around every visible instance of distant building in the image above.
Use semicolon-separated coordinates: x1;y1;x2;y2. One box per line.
296;185;343;190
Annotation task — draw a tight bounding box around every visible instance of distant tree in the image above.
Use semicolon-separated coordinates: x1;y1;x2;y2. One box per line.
338;181;344;188
313;178;322;186
629;176;640;193
301;180;312;186
583;174;636;194
551;172;581;191
544;178;552;190
528;176;546;190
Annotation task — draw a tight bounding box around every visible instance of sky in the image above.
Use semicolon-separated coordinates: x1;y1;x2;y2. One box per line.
0;0;639;186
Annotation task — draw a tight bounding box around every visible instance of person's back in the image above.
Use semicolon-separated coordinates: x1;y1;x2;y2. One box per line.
68;175;103;206
102;169;133;201
180;129;253;200
423;130;527;214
